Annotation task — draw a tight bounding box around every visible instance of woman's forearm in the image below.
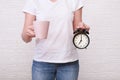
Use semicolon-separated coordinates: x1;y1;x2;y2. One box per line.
73;8;83;31
21;13;36;43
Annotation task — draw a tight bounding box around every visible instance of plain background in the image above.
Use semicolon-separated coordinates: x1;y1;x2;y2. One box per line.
0;0;120;80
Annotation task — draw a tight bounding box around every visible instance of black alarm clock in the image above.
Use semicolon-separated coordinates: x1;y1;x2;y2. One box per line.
73;28;90;49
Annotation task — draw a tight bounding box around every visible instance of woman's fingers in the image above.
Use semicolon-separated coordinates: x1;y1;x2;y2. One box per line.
77;22;90;32
28;25;34;31
26;29;35;37
26;25;35;37
78;22;86;29
83;23;90;31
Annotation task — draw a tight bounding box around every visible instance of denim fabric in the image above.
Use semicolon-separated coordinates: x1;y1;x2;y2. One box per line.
32;60;79;80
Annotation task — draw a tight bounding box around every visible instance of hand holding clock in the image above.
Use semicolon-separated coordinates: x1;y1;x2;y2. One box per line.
73;22;90;49
75;22;90;32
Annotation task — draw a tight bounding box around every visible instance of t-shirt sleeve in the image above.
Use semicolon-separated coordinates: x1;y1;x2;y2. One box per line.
22;0;36;15
73;0;84;11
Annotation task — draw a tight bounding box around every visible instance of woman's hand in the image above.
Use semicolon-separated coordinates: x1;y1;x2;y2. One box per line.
25;25;35;38
22;25;35;43
77;22;90;31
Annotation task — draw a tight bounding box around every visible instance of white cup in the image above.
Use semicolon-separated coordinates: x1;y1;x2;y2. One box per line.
33;20;49;40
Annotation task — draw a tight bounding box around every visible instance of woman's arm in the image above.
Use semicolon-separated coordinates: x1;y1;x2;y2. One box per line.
73;8;90;31
21;13;36;43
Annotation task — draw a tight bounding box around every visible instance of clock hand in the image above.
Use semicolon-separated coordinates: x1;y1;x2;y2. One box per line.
79;34;82;44
81;34;82;41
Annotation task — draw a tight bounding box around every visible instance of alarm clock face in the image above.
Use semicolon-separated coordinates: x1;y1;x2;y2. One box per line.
73;33;90;49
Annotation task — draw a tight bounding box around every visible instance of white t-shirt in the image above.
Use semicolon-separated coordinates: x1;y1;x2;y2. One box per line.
22;0;84;63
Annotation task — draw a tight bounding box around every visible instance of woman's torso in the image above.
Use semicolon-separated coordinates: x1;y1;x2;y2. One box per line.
33;0;78;63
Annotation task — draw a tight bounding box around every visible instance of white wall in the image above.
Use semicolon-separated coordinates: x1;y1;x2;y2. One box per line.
0;0;120;80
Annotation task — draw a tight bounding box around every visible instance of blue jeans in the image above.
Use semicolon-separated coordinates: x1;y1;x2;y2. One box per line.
32;60;79;80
